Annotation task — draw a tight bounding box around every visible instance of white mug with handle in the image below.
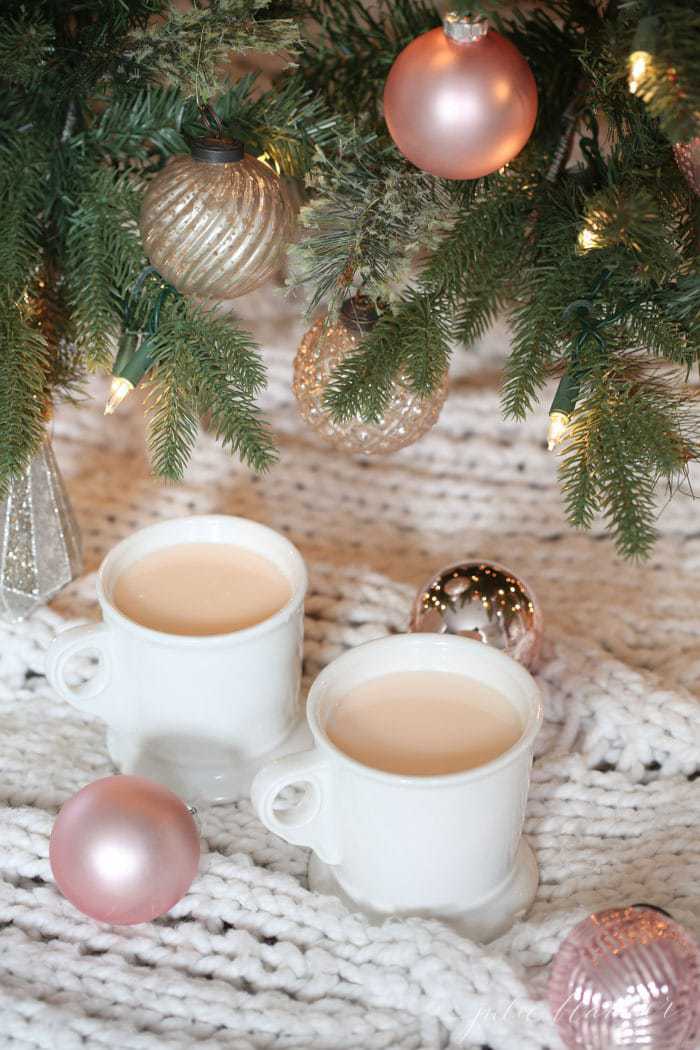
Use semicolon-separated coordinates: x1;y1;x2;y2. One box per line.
47;515;308;803
252;633;543;942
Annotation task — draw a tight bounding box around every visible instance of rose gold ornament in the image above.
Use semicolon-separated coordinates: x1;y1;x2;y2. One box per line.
50;775;200;925
673;137;700;196
293;301;448;455
140;138;296;301
383;14;538;180
410;560;542;670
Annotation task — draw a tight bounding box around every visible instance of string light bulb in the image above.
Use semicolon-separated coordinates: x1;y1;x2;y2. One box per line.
627;15;659;97
547;411;571;451
577;217;604;253
104;377;134;415
628;50;652;95
547;363;582;452
105;274;179;417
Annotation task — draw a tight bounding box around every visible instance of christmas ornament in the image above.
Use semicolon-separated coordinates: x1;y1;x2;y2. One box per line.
0;432;82;622
383;12;537;180
673;137;700;196
139;138;296;303
548;906;700;1050
293;300;448;455
50;775;200;925
410;560;542;670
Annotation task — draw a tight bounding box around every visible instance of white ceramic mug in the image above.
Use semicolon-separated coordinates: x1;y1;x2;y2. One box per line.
47;515;308;803
252;634;543;942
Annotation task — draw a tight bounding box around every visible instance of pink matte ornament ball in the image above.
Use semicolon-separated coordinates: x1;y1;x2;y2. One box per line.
548;906;700;1050
50;775;200;925
383;21;538;180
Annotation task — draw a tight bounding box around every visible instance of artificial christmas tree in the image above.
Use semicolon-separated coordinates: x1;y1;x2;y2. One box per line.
2;0;698;557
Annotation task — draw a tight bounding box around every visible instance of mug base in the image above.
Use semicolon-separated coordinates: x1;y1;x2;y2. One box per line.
106;718;312;805
307;838;539;944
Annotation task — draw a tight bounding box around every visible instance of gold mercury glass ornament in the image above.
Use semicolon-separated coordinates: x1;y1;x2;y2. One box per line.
410;560;542;670
293;299;449;455
139;138;297;303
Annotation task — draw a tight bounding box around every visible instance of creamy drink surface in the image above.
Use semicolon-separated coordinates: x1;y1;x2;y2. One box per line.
113;542;292;636
326;670;522;776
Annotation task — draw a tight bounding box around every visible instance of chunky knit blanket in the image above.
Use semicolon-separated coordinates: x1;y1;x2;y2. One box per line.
1;285;698;1050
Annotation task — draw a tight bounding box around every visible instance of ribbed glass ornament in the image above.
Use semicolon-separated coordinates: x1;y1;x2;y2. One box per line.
673;137;699;196
548;906;700;1050
293;314;448;455
140;150;296;301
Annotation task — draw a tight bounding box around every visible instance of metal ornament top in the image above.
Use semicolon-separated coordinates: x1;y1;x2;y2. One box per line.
190;138;245;164
339;296;379;334
443;12;488;43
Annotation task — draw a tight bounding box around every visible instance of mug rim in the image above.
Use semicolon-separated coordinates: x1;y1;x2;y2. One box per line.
306;634;543;787
96;514;308;647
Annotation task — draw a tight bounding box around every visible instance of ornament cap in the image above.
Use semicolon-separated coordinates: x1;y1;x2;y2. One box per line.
190;137;245;164
442;12;488;44
632;902;673;918
340;296;380;333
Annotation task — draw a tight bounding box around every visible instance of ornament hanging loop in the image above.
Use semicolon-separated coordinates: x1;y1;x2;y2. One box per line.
200;102;225;140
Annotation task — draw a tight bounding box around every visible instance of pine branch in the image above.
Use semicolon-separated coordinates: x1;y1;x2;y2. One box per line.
192;73;339;178
421;174;532;312
65;169;146;365
290;141;456;314
145;300;276;478
324;294;451;422
299;0;438;124
559;363;697;559
145;345;201;481
578;185;685;277
85;87;188;163
619;1;700;143
128;0;300;102
0;14;54;89
0;128;47;296
2;0;699;555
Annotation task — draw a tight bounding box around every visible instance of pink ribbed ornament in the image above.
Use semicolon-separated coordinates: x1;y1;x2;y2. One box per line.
50;775;200;925
673;137;700;196
384;14;537;180
548;906;700;1050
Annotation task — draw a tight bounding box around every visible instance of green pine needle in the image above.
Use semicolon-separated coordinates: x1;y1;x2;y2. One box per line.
145;301;276;478
1;0;699;557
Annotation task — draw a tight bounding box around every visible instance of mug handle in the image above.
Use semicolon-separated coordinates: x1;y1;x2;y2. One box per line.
251;749;342;865
45;623;114;718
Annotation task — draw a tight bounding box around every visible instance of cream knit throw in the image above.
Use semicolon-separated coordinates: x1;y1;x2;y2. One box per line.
1;287;698;1050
